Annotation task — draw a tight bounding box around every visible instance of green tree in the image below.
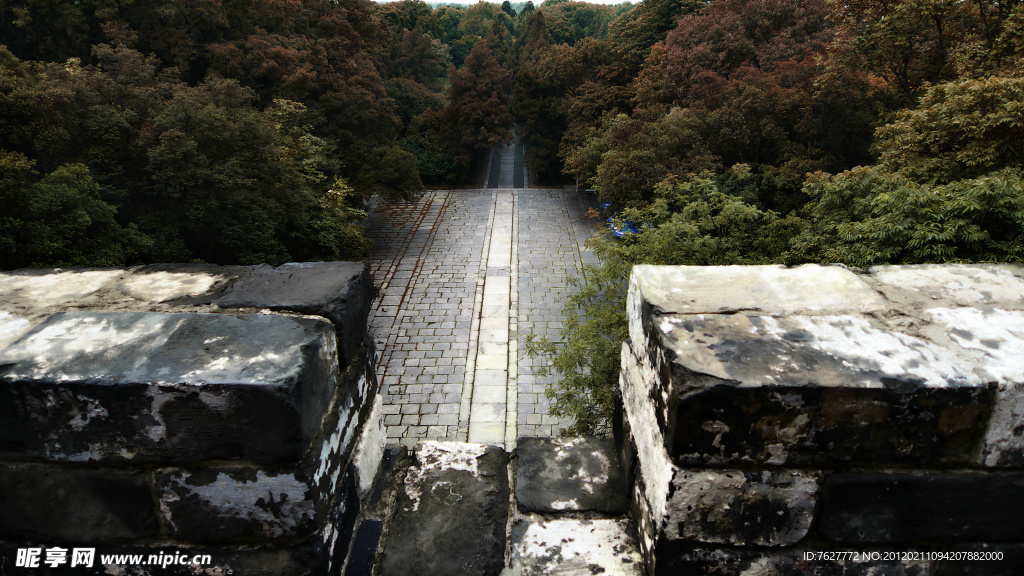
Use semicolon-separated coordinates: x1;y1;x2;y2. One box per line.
0;154;149;268
791;75;1024;267
875;75;1024;184
528;172;793;434
443;41;512;158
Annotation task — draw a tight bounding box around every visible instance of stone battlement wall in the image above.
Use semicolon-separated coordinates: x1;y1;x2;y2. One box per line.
620;264;1024;576
0;263;383;575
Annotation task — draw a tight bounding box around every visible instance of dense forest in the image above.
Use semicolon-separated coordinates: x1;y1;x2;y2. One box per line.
2;0;1023;431
508;0;1024;433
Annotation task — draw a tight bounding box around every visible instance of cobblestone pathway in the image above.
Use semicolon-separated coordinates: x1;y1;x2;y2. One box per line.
365;143;599;447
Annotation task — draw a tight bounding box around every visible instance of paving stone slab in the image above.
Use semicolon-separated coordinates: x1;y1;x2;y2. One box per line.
0;311;338;463
508;519;643;576
515;437;628;514
156;467;318;543
378;442;509;576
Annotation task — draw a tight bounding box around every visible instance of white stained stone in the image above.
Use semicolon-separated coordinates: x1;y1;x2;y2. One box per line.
656;313;980;389
415;441;490;474
352;393;386;496
926;307;1024;383
630;264;891;315
924;308;1024;467
118;271;226;303
981;382;1024;467
0;269;124;308
0;312;32;349
619;343;674;544
160;470;314;538
870;264;1024;307
404;441;493;511
507;519;643;576
664;470;819;546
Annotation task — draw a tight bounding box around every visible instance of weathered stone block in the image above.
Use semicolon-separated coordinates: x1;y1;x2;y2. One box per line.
629;264;891;316
117;264;239;303
213;262;372;367
509;519;643;575
344;519;383;576
0;268;125;311
156;468;317;544
0;463;157;542
633;311;991;465
0;311;338;463
922;307;1024;467
868;264;1024;308
516;437;628;514
378;442;509;576
818;472;1024;543
663;470;818;547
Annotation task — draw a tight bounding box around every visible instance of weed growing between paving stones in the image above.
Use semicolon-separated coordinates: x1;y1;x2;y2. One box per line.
524;236;629;437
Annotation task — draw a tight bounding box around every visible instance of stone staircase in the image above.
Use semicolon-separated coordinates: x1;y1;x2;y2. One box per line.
349;438;643;576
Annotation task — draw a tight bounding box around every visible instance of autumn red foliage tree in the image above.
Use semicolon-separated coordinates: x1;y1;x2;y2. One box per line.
443;41;512;162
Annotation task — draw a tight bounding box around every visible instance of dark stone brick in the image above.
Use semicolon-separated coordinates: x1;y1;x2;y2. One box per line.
329;470;361;571
819;472;1024;543
0;312;337;464
638;313;994;466
663;470;818;546
516;437;628;514
668;384;992;466
364;446;409;513
0;464;157;543
378;444;509;576
344;520;383;576
212;262;372;368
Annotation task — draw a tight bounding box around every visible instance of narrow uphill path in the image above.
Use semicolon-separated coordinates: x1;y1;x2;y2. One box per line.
364;135;599;448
